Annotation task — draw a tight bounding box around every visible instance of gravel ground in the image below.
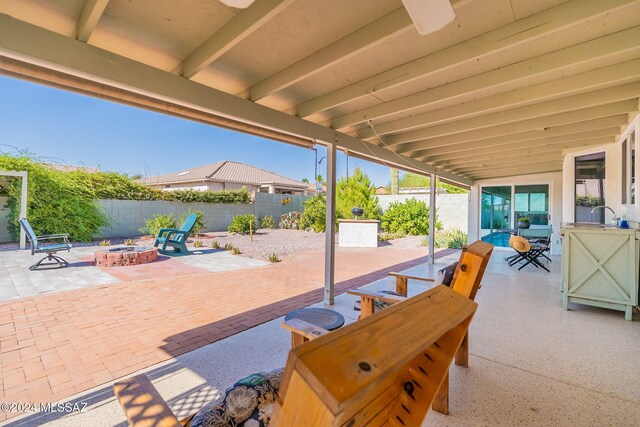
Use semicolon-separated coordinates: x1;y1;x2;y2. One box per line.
1;229;427;261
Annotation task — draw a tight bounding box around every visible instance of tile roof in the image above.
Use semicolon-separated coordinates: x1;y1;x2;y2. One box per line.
139;161;307;188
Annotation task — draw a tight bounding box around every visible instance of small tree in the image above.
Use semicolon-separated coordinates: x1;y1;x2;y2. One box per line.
300;194;326;232
336;167;381;219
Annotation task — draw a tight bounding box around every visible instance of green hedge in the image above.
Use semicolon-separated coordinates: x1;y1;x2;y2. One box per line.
0;154;251;242
381;198;442;235
0;155;107;241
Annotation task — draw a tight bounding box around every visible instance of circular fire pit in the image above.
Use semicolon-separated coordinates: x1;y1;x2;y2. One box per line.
94;246;158;267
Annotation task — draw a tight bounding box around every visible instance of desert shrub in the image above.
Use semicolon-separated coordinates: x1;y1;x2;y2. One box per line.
300;194;326;232
140;213;177;236
193;240;204;248
336;167;381;220
381;198;441;235
124;238;136;246
378;231;406;241
0;154;108;242
434;228;468;249
259;215;275;229
224;243;233;251
180;209;205;235
279;211;302;230
99;239;111;246
231;247;241;255
268;253;281;263
228;214;257;234
210;240;221;249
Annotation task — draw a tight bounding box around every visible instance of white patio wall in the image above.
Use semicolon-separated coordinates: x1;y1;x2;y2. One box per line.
377;194;469;231
0;193;308;242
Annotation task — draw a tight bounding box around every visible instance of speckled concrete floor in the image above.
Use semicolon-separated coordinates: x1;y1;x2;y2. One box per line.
6;250;639;426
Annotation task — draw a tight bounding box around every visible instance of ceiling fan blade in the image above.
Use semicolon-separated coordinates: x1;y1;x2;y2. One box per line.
219;0;255;8
401;0;455;35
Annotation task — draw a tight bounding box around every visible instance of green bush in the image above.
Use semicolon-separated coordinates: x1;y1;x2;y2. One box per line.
0;155;108;242
180;209;205;235
300;194;326;232
433;228;468;249
378;231;406;241
381;198;441;235
279;211;302;230
259;215;275;229
140;213;177;236
336;167;381;220
228;214;257;234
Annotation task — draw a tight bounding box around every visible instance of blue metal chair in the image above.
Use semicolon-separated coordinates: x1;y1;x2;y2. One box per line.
153;213;197;255
19;218;72;270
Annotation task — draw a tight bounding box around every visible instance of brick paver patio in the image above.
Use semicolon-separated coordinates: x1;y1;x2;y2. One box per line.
0;245;454;422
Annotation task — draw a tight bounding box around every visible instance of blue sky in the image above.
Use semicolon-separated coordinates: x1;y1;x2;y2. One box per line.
0;76;393;186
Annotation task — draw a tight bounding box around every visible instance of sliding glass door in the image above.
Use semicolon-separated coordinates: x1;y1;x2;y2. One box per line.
481;186;512;247
481;184;550;247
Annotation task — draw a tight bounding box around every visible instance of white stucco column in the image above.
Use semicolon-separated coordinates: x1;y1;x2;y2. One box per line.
428;174;436;264
324;141;337;305
1;171;28;249
268;185;276;194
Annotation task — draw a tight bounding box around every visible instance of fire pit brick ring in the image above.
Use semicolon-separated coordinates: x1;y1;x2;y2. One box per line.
94;246;158;267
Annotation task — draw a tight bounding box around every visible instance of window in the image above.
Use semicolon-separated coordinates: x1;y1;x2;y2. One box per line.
622;128;636;206
575;152;605;224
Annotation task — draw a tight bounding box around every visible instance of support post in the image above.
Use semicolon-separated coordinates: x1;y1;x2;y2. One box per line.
428;174;436;264
19;172;27;249
324;140;337;304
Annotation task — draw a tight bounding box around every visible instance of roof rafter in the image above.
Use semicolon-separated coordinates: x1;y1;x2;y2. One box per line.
75;0;109;42
466;164;564;180
396;115;629;155
178;0;295;79
426;134;616;164
356;59;640;139
385;94;639;147
436;137;613;168
296;0;639;117
243;7;414;101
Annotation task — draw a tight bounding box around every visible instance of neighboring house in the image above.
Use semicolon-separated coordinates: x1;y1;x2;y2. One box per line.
139;161;309;195
375;186;389;195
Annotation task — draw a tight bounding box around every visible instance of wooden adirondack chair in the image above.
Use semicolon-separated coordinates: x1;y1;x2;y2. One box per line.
348;240;494;415
153;213;198;255
114;285;476;427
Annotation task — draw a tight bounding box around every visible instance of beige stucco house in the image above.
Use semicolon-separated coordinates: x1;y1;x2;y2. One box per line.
138;161;309;195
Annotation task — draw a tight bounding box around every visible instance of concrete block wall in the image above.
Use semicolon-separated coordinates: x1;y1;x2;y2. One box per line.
377;194;469;231
0;194;310;242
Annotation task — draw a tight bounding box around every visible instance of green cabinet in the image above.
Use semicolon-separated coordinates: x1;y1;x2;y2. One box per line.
561;227;639;320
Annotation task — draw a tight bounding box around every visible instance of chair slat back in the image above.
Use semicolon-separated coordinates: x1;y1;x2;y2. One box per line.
450;240;494;301
274;285;477;426
18;218;37;251
179;213;198;232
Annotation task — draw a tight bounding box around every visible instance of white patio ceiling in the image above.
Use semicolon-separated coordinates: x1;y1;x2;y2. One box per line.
1;0;639;183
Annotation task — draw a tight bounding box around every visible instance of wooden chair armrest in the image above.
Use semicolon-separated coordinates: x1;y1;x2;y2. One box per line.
113;374;182;427
347;289;407;304
387;272;436;282
281;318;330;341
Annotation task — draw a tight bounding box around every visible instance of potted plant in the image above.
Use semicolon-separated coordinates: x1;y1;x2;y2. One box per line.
517;217;530;229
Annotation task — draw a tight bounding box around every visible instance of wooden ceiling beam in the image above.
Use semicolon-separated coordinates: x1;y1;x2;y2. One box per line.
385;97;638;147
364;82;640;144
404;116;627;157
356;60;640;139
431;138;613;168
179;0;295;79
244;7;414;101
450;158;563;175
465;164;564;180
332;26;640;129
296;0;639;117
75;0;109;42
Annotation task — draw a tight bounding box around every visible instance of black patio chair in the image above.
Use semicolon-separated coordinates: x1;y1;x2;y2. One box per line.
508;235;549;273
19;218;72;270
